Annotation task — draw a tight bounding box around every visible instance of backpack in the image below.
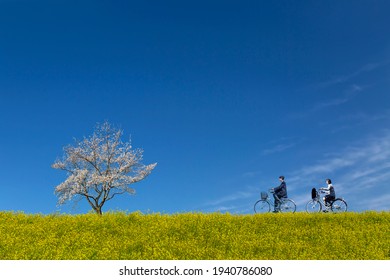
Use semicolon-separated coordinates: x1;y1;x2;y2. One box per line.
311;188;318;199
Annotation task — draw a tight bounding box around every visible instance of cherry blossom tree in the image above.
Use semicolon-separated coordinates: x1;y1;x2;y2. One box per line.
52;122;157;215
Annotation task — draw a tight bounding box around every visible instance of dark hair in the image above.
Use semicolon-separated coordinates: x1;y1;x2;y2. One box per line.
326;178;332;184
279;176;285;180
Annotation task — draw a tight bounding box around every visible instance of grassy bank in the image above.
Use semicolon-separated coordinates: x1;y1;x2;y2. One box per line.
0;211;389;260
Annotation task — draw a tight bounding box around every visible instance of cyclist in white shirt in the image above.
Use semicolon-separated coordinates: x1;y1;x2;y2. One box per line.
319;178;336;207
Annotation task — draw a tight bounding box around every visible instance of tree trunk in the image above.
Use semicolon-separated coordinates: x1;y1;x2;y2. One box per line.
95;206;103;215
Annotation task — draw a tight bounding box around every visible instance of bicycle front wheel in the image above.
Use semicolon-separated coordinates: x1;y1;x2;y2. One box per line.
280;199;296;213
331;198;347;213
306;199;321;213
254;200;270;213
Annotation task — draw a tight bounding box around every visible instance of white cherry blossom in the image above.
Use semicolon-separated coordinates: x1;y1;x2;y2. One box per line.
52;122;157;215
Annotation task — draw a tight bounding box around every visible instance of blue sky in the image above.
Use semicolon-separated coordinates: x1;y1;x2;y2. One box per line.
0;0;389;214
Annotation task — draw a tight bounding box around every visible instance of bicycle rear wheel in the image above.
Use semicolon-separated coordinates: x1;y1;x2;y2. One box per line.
254;200;270;213
280;199;296;213
331;198;347;213
306;199;322;213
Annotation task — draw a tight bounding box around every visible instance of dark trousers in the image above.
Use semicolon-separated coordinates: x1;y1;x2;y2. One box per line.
273;193;283;210
325;195;335;206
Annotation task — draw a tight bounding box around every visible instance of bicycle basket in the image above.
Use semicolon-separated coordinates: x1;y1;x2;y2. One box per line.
311;188;318;199
261;192;268;200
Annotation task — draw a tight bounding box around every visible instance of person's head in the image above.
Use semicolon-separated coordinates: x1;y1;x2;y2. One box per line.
326;178;332;184
279;175;285;181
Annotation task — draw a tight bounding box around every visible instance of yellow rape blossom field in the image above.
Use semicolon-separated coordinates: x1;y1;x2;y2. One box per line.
0;211;389;260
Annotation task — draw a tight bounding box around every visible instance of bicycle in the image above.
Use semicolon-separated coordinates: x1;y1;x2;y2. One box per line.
306;188;348;213
254;189;296;213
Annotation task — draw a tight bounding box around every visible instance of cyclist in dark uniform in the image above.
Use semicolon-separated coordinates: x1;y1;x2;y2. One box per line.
273;176;287;212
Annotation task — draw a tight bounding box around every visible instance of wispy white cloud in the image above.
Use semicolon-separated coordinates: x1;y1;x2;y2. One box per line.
311;83;367;112
313;97;350;110
200;185;264;213
291;85;365;121
338;110;390;123
204;191;253;207
348;84;363;93
299;133;390;177
262;143;296;155
298;60;388;118
261;137;300;155
328;110;390;134
362;193;390;211
314;61;390;89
